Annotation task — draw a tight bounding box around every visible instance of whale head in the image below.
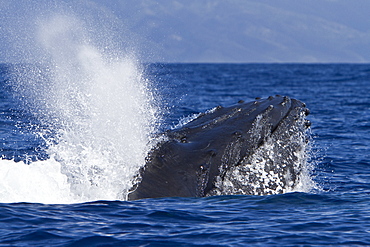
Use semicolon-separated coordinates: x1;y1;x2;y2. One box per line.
128;95;311;200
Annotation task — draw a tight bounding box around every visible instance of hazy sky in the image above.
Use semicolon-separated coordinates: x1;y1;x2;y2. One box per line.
1;0;370;63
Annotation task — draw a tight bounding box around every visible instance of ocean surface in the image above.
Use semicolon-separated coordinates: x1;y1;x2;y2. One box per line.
1;63;370;246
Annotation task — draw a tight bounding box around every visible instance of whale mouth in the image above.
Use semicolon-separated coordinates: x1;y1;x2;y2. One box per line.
128;95;312;201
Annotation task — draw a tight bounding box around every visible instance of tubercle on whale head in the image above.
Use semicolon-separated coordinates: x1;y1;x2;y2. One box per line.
127;95;311;201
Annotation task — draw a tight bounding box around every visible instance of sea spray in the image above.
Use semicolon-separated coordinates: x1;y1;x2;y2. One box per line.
2;7;161;203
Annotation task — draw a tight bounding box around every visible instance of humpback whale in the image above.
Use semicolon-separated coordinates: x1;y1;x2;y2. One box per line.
128;95;310;201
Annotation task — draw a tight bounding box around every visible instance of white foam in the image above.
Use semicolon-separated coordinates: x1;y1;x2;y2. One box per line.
0;159;72;204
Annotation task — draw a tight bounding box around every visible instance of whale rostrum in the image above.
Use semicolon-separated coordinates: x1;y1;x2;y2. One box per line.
128;95;311;200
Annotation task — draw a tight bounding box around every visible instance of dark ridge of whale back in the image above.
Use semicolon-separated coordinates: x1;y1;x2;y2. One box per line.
128;95;309;201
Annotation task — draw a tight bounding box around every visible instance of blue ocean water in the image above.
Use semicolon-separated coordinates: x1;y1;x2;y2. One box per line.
1;63;370;246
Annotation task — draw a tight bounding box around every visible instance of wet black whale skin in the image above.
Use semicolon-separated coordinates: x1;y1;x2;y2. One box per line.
128;95;310;201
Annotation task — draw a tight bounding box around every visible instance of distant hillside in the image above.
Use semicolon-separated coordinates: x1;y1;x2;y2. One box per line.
99;0;370;63
1;0;370;63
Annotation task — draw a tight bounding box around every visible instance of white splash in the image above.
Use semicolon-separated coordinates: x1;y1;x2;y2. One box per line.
1;12;160;204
